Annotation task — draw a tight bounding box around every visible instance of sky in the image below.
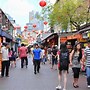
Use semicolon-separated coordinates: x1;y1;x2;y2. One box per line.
0;0;56;29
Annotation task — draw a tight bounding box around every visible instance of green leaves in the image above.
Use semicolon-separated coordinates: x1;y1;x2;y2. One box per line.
44;0;90;30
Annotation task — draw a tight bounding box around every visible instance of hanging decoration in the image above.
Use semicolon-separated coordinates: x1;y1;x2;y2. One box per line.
44;21;48;25
39;0;46;7
28;32;30;35
24;29;27;32
24;25;28;29
17;26;21;29
33;24;37;28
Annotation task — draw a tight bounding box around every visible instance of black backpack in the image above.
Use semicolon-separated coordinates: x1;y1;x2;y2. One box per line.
59;50;69;67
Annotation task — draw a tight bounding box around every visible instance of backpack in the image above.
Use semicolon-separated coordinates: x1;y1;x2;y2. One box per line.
60;51;69;61
59;51;69;68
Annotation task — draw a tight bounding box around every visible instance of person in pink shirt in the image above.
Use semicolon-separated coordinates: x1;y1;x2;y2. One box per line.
19;44;28;68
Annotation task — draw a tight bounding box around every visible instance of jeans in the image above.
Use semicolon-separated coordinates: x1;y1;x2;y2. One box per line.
1;61;9;77
33;60;40;73
86;67;90;85
21;57;28;68
86;67;90;77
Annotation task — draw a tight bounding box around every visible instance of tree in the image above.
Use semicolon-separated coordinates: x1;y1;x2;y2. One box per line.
44;0;90;30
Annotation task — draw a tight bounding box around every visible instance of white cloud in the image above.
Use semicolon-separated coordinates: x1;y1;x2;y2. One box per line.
1;0;35;28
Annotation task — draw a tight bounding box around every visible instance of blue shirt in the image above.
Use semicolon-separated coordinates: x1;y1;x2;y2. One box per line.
33;48;42;60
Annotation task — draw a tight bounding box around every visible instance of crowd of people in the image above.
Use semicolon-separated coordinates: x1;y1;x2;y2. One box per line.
0;39;90;90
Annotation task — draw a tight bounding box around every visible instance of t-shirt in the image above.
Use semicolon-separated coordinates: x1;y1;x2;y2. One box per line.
19;46;27;58
72;52;81;68
52;48;58;58
41;49;45;57
1;46;9;61
33;48;42;60
84;47;90;67
47;48;52;54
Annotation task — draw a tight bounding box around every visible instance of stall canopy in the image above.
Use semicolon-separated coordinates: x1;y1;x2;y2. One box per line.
1;30;13;40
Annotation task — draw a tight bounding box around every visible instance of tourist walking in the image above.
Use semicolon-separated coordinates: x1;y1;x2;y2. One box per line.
1;43;10;77
19;44;28;68
56;43;69;90
51;45;58;69
41;47;45;64
47;46;52;64
32;44;42;74
70;42;82;88
9;48;17;67
83;39;90;88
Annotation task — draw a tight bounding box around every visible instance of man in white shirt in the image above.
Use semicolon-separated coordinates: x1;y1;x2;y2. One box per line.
1;43;10;77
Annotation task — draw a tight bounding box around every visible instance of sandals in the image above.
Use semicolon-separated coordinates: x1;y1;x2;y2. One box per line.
73;83;79;88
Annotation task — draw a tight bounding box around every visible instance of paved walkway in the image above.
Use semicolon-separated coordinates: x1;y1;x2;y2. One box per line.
0;57;89;90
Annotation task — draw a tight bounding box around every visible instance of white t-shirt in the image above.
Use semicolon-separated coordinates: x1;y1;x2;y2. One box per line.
1;46;9;61
41;49;45;57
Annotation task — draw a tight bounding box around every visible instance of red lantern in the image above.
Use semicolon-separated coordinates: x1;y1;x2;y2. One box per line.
44;31;47;33
40;30;43;33
33;24;37;28
36;31;38;34
39;0;46;7
44;21;48;25
28;32;30;35
24;29;27;32
32;30;35;32
24;25;28;29
17;26;21;29
14;27;17;30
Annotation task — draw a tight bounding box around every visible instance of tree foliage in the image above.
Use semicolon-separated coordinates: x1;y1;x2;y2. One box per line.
44;0;90;30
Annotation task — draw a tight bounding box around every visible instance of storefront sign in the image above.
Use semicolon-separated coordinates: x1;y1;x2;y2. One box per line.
78;38;87;42
60;37;67;43
67;34;82;40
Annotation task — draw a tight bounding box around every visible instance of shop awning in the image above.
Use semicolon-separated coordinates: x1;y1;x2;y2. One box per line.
1;30;13;40
41;33;53;41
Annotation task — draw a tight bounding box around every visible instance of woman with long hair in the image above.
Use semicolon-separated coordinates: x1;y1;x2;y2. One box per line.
56;43;69;90
70;42;82;88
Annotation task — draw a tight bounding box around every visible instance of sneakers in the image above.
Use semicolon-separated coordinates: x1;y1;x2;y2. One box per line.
88;85;90;88
56;85;62;90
